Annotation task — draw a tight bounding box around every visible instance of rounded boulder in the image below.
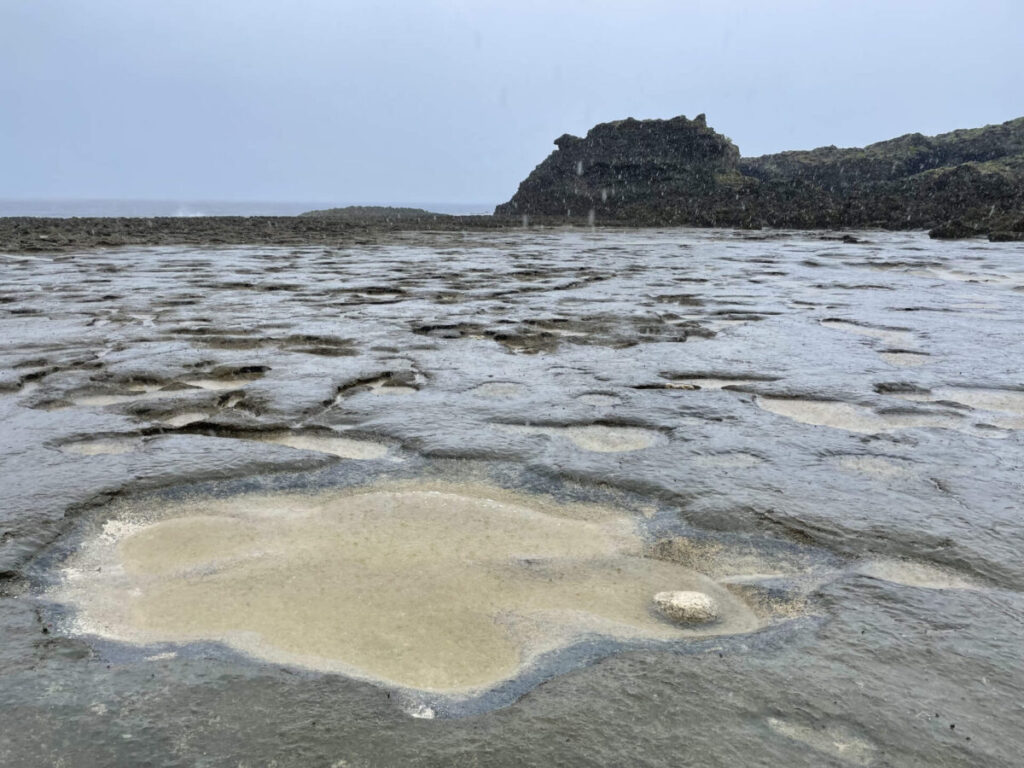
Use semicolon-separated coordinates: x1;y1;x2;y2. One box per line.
653;590;720;625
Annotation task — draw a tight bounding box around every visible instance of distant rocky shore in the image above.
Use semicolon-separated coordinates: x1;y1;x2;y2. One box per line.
496;114;1024;241
2;115;1021;252
0;213;512;253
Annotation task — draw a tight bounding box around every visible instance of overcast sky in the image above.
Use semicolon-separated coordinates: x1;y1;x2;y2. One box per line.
2;0;1022;205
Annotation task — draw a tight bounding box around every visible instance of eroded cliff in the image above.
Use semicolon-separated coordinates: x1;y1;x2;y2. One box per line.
496;114;1024;238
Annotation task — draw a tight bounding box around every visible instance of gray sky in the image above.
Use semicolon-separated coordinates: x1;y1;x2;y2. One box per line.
2;0;1022;205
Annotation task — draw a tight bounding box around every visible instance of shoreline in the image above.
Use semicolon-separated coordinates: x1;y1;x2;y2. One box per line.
0;214;984;255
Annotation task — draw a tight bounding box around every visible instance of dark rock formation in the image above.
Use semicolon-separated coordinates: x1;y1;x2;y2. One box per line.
0;215;515;253
4;117;1021;254
495;114;757;226
928;218;985;240
299;205;445;220
983;213;1024;242
496;114;1024;237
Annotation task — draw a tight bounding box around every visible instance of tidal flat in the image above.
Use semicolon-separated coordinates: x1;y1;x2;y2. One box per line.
2;228;1023;766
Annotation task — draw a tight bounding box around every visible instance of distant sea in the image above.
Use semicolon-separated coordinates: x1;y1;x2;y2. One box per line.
0;200;495;218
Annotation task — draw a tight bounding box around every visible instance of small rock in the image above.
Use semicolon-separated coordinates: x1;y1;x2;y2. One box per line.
653;590;719;624
928;219;981;240
989;230;1024;242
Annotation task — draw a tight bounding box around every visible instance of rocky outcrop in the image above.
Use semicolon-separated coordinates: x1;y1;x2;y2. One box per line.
744;121;1024;233
496;114;1024;238
0;215;516;253
495;114;757;226
299;205;446;220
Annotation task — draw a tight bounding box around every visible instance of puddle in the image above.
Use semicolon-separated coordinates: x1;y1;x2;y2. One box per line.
879;351;931;367
254;432;391;460
924;388;1024;415
855;559;979;590
75;394;140;407
757;397;1007;438
889;387;1024;429
183;378;253;391
74;389;180;407
51;484;760;694
660;377;766;391
343;376;420;397
367;380;417;396
757;398;882;434
560;426;660;452
61;437;140;456
161;412;210;428
820;319;912;346
767;717;877;766
502;424;662;452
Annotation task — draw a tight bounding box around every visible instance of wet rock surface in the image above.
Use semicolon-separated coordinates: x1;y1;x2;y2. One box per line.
2;228;1024;765
0;214;515;254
